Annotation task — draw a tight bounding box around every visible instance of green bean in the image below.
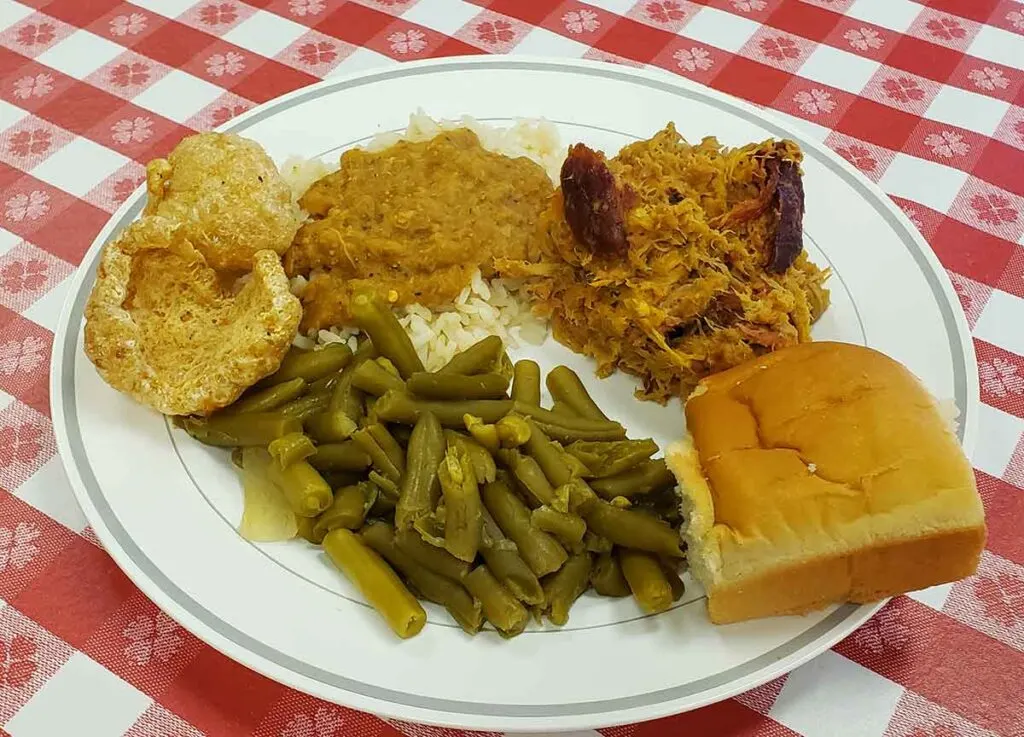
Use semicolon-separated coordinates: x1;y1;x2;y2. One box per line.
619;549;674;614
514;402;623;434
361;522;482;634
510;359;541;405
391;424;413;447
374;392;513;426
495;351;514;384
550;400;579;417
313;484;370;540
464;565;529;637
561;447;592;479
543;552;592;626
444;431;497;485
395;527;470;581
532;420;625;444
305;410;358;444
323;528;426;639
660;559;686;602
511;480;541;510
513;402;626;443
552;478;599;514
497;449;555;507
496;415;531;448
478;507;544;605
531;506;586;546
266;458;333;518
368;470;400;501
268;432;316;468
482;479;567;578
413;508;446;548
307;372;340;396
329;363;365;421
368;490;394;518
591;551;630;597
371;424;406;468
639;485;684;526
296;516;319;544
259;343;353;387
351;293;424;379
437;335;503;375
375;357;401;377
583;501;683;558
278;393;329;421
395;412;445;529
566;439;658;478
584;530;613;554
353;335;377;362
351;359;406;396
522;419;573;487
322;471;363;490
546;365;610;421
361;483;381;517
363;395;378;426
407;372;509;400
227;378;306;414
309;442;371;472
352;425;405;485
464;414;499;452
438;444;482;563
181;413;301;447
544;364;606;417
590;459;676;499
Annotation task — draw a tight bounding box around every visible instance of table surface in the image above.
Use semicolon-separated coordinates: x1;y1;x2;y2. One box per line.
0;0;1021;735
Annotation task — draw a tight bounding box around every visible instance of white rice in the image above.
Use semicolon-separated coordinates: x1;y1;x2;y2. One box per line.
363;110;564;184
289;268;546;370
279;157;335;204
396;269;546;371
280;113;559;365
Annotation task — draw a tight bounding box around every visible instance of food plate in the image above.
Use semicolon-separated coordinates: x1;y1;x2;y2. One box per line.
51;57;978;732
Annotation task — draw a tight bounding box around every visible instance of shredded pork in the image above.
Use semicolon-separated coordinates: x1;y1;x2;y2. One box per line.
498;124;831;403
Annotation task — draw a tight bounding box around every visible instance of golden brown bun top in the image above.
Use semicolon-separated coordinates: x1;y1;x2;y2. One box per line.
683;341;981;577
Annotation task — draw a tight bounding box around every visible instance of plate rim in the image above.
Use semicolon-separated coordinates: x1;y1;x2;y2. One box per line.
49;55;977;731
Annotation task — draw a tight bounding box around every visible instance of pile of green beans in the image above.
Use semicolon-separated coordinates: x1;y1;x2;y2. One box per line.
179;294;685;640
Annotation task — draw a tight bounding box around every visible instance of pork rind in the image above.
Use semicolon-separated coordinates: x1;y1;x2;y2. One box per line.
145;132;302;272
84;216;301;416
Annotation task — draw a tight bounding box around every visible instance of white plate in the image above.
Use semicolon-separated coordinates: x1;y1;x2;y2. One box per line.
51;57;978;732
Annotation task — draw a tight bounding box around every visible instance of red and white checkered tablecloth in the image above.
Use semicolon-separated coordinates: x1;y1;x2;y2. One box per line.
0;0;1021;735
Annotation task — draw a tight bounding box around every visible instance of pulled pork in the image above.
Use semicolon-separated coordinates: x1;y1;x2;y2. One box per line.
497;123;830;403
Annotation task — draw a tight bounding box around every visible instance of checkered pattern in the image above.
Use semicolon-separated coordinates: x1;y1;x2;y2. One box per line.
0;0;1019;734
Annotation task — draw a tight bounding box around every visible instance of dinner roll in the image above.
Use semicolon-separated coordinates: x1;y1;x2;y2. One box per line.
667;341;985;624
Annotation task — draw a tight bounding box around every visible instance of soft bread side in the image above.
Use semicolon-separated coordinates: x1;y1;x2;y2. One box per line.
668;341;985;625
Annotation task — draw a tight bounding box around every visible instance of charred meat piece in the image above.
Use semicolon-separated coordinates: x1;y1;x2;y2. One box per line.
766;159;805;273
711;160;779;229
737;323;786;349
704;291;743;327
665;292;743;345
712;153;805;274
560;143;631;256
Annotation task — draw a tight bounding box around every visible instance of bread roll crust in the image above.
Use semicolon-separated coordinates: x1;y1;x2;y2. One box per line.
669;341;985;624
